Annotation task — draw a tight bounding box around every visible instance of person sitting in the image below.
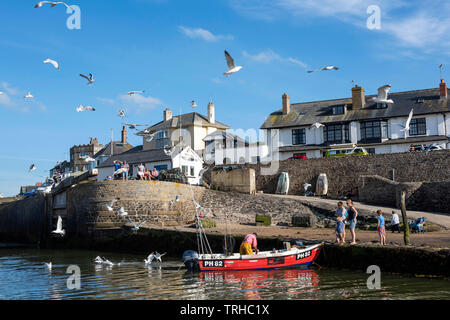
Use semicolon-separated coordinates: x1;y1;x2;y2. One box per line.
240;233;259;255
144;168;151;180
151;168;159;180
136;163;145;180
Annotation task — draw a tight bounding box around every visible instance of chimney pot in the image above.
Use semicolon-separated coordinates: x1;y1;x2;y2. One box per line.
164;108;172;121
352;85;365;110
208;101;215;124
282;93;290;115
440;78;447;99
121;126;127;144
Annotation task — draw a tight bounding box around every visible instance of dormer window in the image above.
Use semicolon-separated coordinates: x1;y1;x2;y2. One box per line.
376;102;387;109
332;105;345;115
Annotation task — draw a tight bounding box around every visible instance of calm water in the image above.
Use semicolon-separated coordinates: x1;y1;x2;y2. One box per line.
0;248;449;300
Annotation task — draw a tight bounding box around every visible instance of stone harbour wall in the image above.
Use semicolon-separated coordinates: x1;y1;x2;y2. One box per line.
229;150;450;198
359;175;450;213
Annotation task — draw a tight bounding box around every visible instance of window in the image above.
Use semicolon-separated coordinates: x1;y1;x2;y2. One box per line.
324;124;349;143
376;103;387;109
360;121;388;140
156;130;168;139
366;148;376;154
293;153;306;157
181;165;188;174
190;166;195;177
154;165;168;171
332;105;345;115
80;152;89;158
409;118;426;136
292;129;306;145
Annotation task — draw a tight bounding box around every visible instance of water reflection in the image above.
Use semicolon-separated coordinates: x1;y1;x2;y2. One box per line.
0;249;449;300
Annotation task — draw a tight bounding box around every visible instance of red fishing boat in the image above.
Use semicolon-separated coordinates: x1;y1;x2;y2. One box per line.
183;243;322;272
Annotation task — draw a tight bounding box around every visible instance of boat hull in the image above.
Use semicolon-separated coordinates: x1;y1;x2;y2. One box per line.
198;243;322;272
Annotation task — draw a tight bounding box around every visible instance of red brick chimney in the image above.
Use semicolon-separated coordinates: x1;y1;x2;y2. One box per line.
282;93;290;115
440;78;447;99
121;126;127;144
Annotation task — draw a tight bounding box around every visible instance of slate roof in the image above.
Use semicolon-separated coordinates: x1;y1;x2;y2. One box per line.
97;147;171;168
203;130;248;144
137;112;230;135
261;87;450;129
93;141;134;158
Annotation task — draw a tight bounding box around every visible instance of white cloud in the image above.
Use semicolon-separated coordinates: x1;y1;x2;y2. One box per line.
178;26;234;42
229;0;450;54
119;94;163;113
0;82;47;113
243;49;307;68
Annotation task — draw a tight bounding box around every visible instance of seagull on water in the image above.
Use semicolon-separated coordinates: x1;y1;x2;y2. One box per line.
80;73;94;85
105;198;119;211
400;108;414;138
29;164;37;172
127;90;145;95
154;252;166;262
43;58;60;70
76;105;95;112
24;92;34;99
224;50;243;77
52;215;65;236
127;217;146;231
44;262;52;270
372;84;394;104
117;207;128;216
144;252;155;265
311;122;324;129
307;66;339;73
94;256;114;266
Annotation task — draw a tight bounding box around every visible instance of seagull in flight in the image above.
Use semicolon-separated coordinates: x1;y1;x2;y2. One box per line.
154;252;166;262
52;216;65;236
224;50;243;77
0;92;4;95
400;108;414;138
104;199;119;211
191;100;197;107
118;109;125;118
80;73;94;85
311;122;324;129
24;92;34;99
29;164;37;172
145;133;156;142
83;157;96;162
307;66;339;73
34;1;72;9
43;58;60;70
76;105;95;112
144;252;156;265
117;207;128;216
164;145;173;156
125;123;148;130
127;90;145;95
193;200;202;210
372;84;394;104
127;217;146;231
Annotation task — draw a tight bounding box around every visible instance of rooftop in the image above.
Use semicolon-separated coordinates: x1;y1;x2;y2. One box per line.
261;87;450;129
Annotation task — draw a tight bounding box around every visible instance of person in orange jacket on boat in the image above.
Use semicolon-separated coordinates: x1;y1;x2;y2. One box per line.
240;233;259;255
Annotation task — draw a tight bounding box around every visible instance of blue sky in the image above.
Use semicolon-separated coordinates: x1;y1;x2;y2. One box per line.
1;0;449;196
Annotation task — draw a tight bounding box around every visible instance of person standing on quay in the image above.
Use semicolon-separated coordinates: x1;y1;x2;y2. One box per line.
346;199;358;245
377;210;386;245
335;201;347;243
122;161;129;181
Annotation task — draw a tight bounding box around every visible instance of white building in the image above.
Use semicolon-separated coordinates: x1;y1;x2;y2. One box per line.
96;145;204;185
261;80;450;159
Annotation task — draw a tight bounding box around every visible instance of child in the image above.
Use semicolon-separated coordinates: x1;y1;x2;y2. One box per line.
336;216;345;245
377;210;386;245
391;211;401;233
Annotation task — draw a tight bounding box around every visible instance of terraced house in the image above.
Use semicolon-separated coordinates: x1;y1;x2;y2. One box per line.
261;79;450;159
